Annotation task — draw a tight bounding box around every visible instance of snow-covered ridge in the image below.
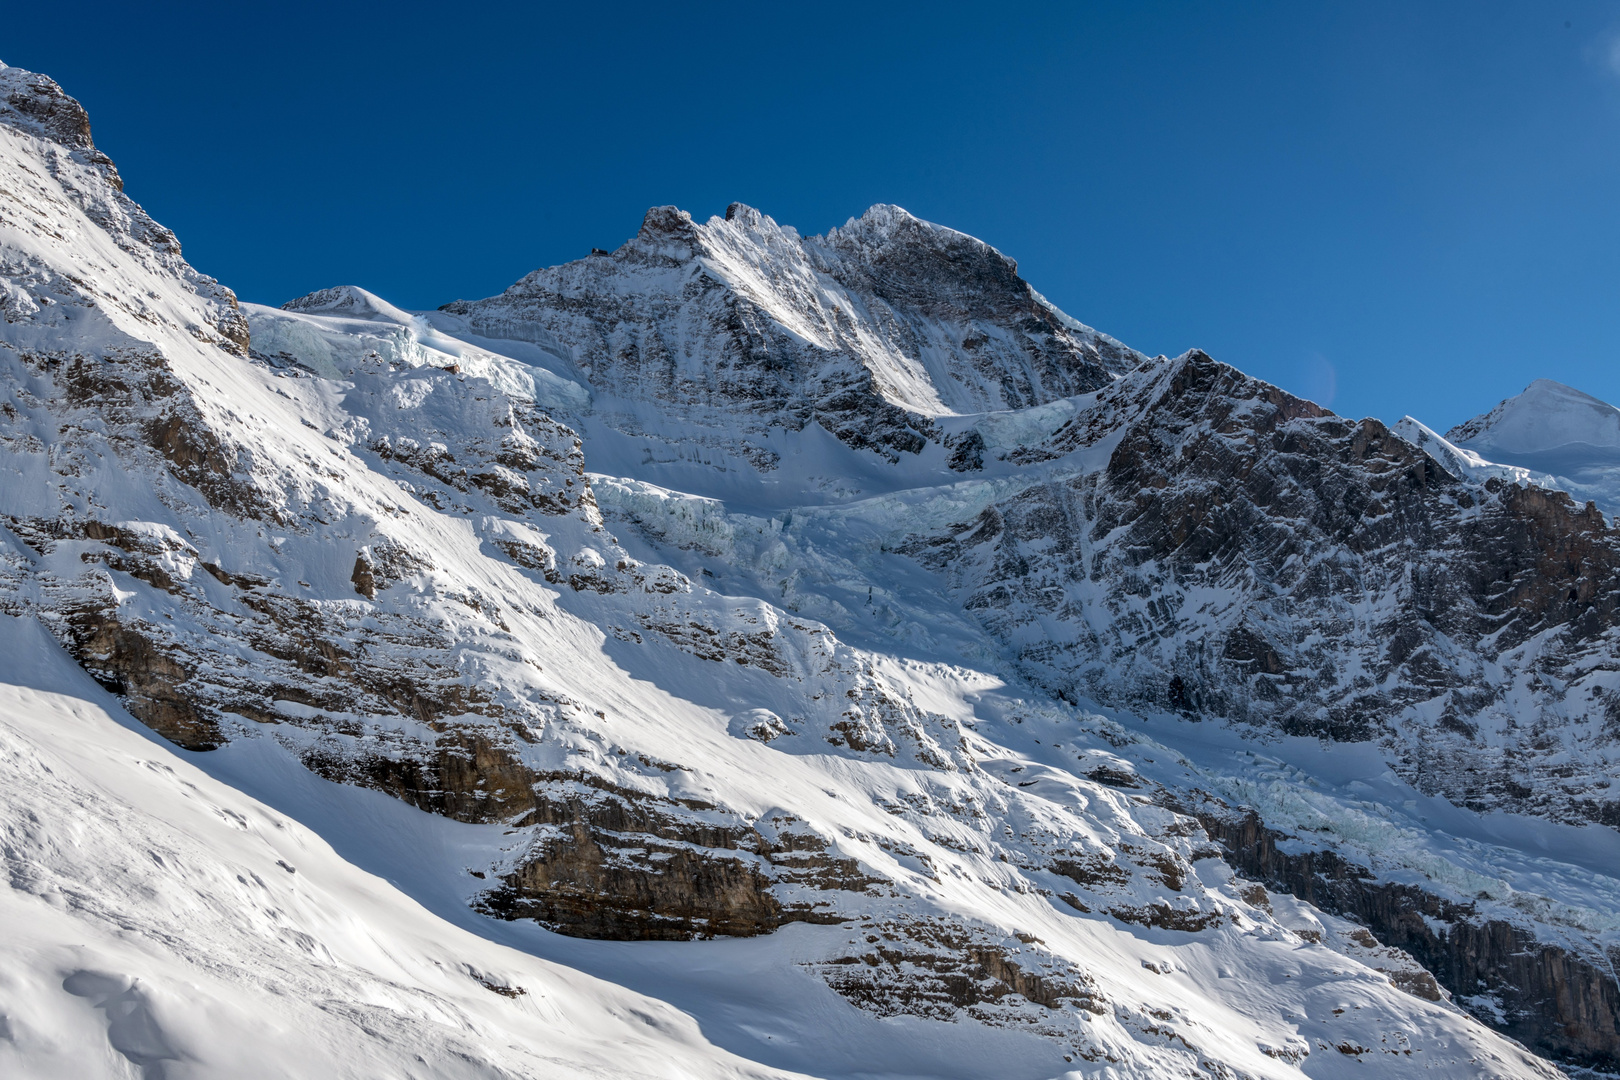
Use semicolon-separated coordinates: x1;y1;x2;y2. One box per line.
1389;415;1534;485
0;70;249;361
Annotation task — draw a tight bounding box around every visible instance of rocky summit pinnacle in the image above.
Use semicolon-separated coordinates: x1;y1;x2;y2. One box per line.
441;200;1142;464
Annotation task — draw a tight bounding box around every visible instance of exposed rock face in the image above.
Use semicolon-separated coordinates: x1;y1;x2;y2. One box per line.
1199;805;1620;1071
902;349;1620;826
2;65;97;152
4;332;894;942
441;202;1141;462
813;917;1105;1030
476;785;877;939
68;603;221;749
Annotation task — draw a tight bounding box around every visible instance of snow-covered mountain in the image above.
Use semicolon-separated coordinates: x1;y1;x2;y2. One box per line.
436;200;1141;471
1431;379;1620;517
3;59;1618;1078
1450;379;1620;462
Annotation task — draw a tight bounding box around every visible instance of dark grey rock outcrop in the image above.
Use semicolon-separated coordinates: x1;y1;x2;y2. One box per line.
1199;804;1620;1070
904;349;1620;826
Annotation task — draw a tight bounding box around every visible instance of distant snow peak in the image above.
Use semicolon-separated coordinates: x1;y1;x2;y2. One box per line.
1434;378;1620;514
1448;378;1620;455
281;284;411;322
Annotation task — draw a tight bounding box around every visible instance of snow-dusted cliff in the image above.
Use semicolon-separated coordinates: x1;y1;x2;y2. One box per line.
438;201;1141;468
3;60;1617;1078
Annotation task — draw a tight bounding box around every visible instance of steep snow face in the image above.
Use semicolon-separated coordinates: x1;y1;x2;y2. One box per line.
0;65;247;356
437;202;1142;464
0;61;1577;1079
575;348;1620;1067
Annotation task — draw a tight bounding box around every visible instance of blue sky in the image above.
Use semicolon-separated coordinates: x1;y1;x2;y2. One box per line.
8;2;1620;430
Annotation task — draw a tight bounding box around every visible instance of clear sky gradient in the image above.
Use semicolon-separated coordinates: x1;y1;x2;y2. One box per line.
7;1;1619;430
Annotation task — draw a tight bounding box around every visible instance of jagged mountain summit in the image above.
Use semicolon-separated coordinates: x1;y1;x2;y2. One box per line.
0;59;1615;1078
437;201;1142;471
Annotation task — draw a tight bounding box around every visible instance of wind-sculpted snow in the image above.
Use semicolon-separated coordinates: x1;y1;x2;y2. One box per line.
0;60;1607;1077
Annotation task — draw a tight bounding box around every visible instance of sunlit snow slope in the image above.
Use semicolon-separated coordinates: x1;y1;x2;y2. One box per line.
0;614;810;1080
